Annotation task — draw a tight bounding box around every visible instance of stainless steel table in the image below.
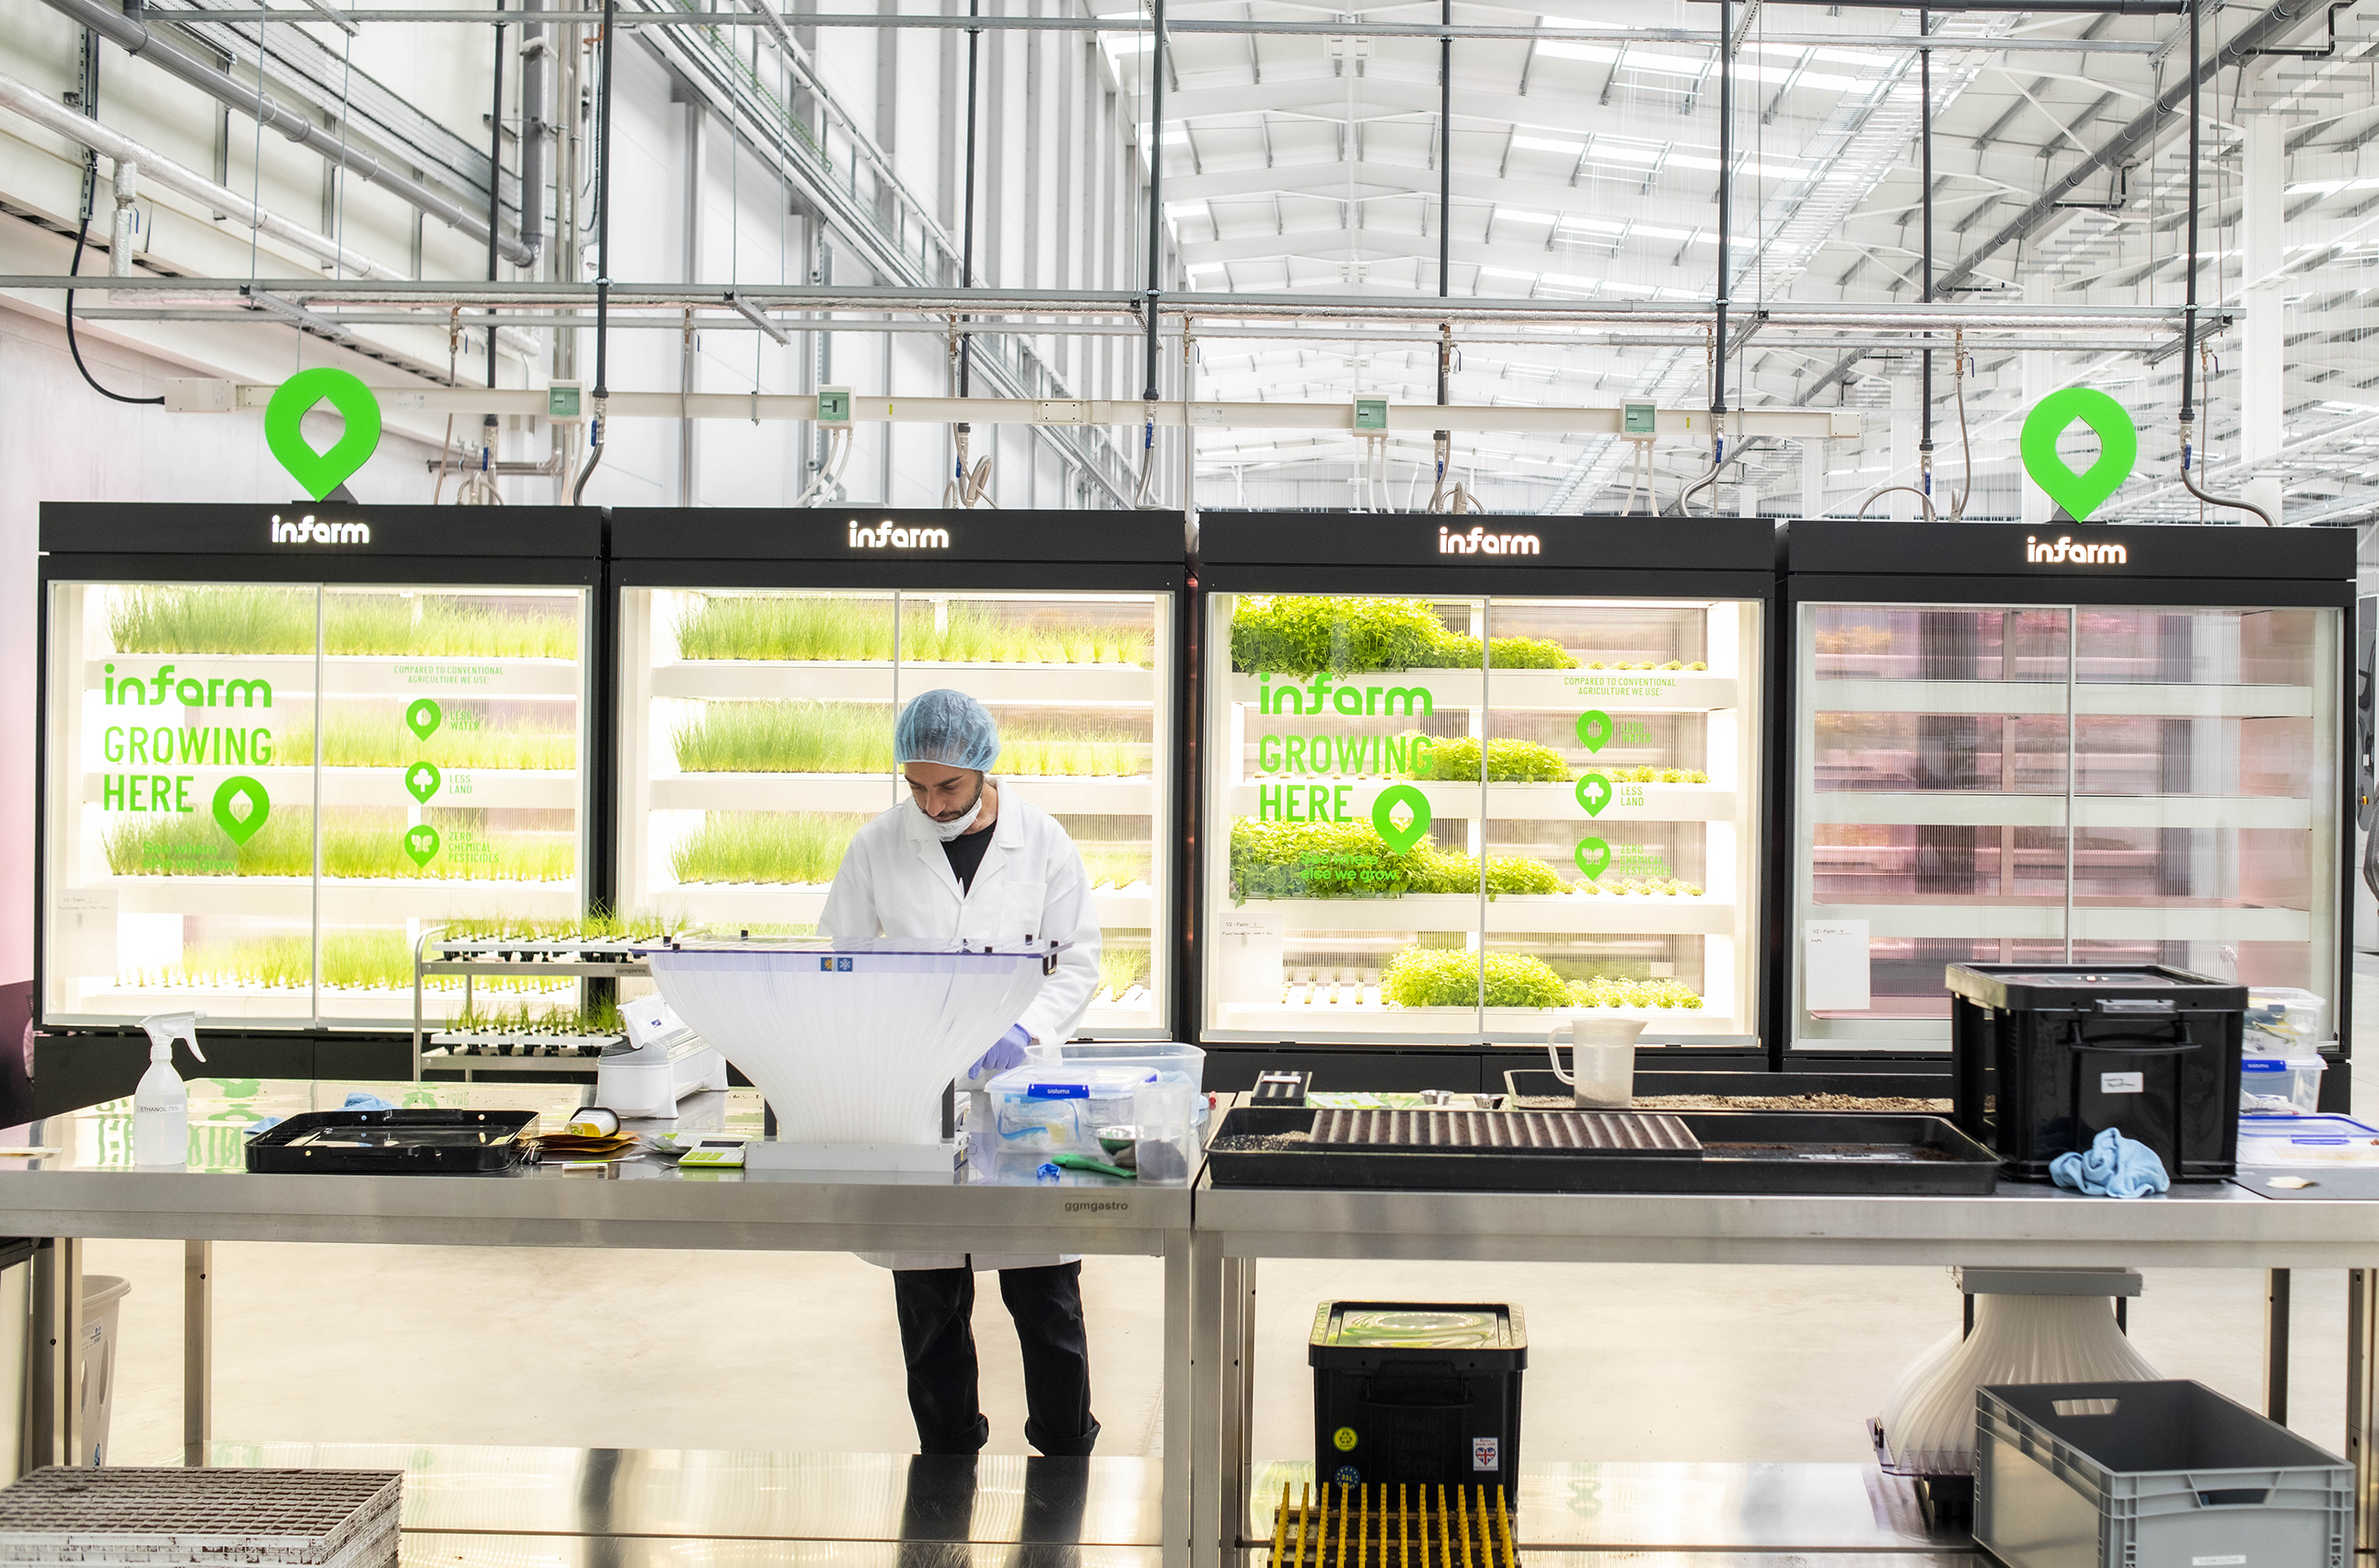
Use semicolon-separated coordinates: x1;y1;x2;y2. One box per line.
1186;1172;2379;1566
0;1079;1196;1566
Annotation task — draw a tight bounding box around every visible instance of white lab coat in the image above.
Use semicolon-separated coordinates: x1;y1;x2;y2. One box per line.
817;780;1102;1272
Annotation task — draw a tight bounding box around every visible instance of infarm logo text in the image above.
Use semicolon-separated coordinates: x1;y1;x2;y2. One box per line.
1438;525;1541;556
269;513;370;545
1257;671;1433;718
849;520;951;549
2026;534;2128;565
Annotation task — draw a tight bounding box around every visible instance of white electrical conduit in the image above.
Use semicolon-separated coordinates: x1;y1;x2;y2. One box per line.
0;71;405;282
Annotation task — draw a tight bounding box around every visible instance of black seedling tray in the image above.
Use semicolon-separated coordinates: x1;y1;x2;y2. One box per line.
245;1109;538;1174
1205;1107;2001;1194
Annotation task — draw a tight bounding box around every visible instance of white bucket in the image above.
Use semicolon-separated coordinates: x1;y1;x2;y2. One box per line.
1547;1017;1646;1109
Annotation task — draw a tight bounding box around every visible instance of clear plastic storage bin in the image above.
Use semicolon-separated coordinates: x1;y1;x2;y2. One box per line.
2240;1055;2327;1115
977;1043;1207;1184
2246;987;2329;1055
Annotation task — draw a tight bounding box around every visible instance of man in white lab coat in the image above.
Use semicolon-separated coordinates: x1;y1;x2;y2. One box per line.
818;687;1105;1456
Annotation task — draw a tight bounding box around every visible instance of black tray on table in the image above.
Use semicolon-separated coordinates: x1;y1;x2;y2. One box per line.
1203;1106;2001;1194
245;1110;538;1173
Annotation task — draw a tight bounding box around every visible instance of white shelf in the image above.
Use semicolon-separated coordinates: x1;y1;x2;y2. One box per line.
1231;894;1733;935
1230;669;1737;712
85;878;580;919
84;654;583;698
650;662;1155;705
649;773;1151;815
1226;779;1733;823
77;766;578;811
647;882;1157;928
1809;678;2313;720
1811;901;2313;942
1805;791;2314;830
1214;1002;1735;1036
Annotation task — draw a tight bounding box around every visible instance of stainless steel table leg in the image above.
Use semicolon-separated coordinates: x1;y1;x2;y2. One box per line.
2353;1269;2376;1552
1230;1257;1257;1563
1163;1229;1193;1568
184;1241;212;1468
27;1239;83;1470
2264;1267;2291;1426
1189;1230;1226;1568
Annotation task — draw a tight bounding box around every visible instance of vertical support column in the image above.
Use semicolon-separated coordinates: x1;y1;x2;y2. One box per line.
1165;1228;1196;1568
2241;112;2285;525
27;1240;82;1470
2020;274;2052;526
677;96;705;509
1888;380;1919;518
183;1241;212;1468
2351;1269;2377;1551
1800;439;1826;520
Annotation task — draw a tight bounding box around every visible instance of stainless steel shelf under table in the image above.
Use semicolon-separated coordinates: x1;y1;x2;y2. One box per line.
1187;1170;2379;1566
0;1082;1194;1567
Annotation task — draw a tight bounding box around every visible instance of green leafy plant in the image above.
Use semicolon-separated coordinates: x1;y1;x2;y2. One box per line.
1380;948;1575;1009
126;929;569;995
674;596;1149;665
1570;976;1704;1009
672;700;1145;777
108;587;576;659
1593;766;1712;785
1229;596;1582;675
1399;735;1576;783
1080;847;1151;890
1230;817;1563;901
103;810;574;882
668;812;864;885
1098;945;1152;998
445;997;626;1038
284;705;578;771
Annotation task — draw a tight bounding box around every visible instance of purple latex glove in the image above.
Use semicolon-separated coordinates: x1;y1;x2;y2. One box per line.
964;1023;1032;1083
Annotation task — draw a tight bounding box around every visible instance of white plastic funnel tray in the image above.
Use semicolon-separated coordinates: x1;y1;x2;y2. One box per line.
640;939;1055;1150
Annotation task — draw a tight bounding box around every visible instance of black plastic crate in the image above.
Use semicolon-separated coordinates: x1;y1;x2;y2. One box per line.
1309;1302;1526;1492
1946;963;2245;1183
245;1110;537;1173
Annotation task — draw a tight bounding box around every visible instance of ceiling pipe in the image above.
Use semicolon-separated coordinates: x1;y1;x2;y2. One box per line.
517;0;549;261
39;0;536;266
0;67;408;281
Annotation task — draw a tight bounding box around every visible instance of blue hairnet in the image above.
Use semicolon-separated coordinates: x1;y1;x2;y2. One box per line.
895;688;1000;771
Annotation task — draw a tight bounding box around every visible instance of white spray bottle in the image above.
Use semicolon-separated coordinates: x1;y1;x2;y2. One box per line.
133;1011;207;1168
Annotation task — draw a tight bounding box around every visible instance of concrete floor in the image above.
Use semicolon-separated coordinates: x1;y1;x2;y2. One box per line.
82;961;2377;1472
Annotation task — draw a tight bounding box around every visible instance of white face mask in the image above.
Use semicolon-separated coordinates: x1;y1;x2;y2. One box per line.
913;786;986;842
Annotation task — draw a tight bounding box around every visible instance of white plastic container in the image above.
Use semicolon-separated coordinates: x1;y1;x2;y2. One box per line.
1547;1017;1646;1109
79;1274;129;1467
2245;986;2328;1055
2239;1054;2327;1115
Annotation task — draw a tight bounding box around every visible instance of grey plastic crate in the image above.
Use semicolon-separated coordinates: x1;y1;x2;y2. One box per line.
1975;1381;2349;1568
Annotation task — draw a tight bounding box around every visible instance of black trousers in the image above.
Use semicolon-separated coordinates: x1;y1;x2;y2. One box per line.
893;1262;1100;1457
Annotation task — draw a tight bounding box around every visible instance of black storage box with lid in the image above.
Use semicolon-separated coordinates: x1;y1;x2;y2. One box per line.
1309;1302;1527;1492
1946;963;2246;1183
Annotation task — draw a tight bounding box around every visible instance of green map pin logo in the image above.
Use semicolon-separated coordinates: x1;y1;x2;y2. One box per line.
402;824;441;869
1576;710;1612;754
1574;836;1611;880
266;367;382;502
211;776;269;845
405;761;442;803
2020;388;2136;524
406;698;443;741
1371;784;1432;855
1576;772;1613;817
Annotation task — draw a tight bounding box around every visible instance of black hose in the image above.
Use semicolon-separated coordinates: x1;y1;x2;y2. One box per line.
64;211;162;407
572;0;618;505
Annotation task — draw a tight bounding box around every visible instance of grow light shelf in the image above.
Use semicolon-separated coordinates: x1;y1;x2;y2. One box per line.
80;655;583;698
91;880;580;919
1225;781;1735;823
1810;901;2313;942
77;768;578;812
1805;792;2313;831
1232;894;1734;935
428;1034;618;1056
650;883;1156;927
1228;671;1739;712
1215;1003;1736;1037
651;663;1154;705
649;774;1152;814
1812;679;2314;721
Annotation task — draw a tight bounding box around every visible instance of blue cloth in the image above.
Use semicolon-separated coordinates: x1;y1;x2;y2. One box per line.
341;1091;396;1112
2050;1127;2170;1198
895;689;1001;772
965;1024;1032;1084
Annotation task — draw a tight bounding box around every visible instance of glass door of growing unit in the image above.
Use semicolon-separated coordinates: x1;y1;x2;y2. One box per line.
1206;592;1762;1044
1794;602;2340;1052
42;580;591;1030
616;587;1173;1037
